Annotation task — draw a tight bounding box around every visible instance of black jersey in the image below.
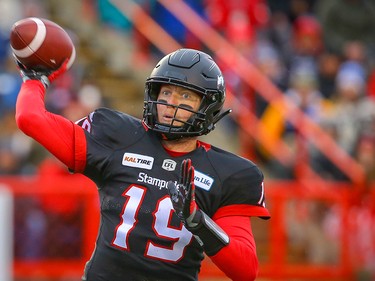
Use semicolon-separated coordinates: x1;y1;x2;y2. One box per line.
77;108;269;281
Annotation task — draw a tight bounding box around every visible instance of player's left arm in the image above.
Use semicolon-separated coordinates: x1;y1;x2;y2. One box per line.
167;159;229;255
167;159;261;280
210;215;259;281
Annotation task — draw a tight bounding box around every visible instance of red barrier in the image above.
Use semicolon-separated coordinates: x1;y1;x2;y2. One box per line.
1;175;373;280
2;174;98;279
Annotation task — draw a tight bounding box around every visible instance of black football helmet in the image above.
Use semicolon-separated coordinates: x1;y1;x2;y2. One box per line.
143;48;231;140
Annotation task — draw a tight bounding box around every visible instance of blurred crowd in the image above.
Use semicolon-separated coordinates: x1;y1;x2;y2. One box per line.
1;0;375;278
0;0;374;183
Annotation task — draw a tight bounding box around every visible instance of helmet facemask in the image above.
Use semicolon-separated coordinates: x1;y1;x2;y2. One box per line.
143;81;207;140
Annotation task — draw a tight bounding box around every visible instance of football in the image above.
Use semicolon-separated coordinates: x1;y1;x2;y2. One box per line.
10;17;76;71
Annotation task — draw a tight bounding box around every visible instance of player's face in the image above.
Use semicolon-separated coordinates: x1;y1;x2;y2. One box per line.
156;84;202;126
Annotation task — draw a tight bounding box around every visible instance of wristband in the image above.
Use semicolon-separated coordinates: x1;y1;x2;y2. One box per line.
186;210;229;256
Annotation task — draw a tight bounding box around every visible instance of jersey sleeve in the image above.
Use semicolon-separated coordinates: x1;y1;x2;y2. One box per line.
203;148;270;220
15;80;87;172
76;108;145;183
215;165;270;220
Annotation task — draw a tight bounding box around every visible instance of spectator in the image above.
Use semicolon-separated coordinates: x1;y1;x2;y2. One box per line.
204;0;269;37
313;61;375;180
324;62;373;153
318;0;375;58
253;41;288;117
265;11;293;67
317;52;341;99
342;40;367;65
258;65;329;178
288;14;323;79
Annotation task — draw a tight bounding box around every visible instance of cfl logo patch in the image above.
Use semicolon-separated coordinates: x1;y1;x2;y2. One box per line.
162;159;177;171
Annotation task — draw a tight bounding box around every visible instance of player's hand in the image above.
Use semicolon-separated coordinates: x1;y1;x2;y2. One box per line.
168;159;229;255
167;159;201;228
14;57;69;89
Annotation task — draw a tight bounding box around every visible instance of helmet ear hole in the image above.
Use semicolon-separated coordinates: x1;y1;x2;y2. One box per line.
149;83;161;100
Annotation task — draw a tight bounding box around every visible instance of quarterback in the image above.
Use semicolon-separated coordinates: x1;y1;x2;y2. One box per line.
15;48;270;280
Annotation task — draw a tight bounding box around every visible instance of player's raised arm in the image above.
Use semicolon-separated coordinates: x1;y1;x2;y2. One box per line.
15;61;84;171
12;18;87;172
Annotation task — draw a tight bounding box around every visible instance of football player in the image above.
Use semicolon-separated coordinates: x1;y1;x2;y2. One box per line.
15;48;270;281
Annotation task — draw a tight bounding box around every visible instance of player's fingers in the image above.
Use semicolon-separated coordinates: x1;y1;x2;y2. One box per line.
183;160;188;186
48;58;69;82
179;160;186;184
187;159;192;185
187;166;194;191
167;181;179;203
13;55;27;71
181;159;190;186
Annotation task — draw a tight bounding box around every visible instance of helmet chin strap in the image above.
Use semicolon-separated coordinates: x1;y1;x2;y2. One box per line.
205;109;232;133
213;109;232;124
154;122;189;141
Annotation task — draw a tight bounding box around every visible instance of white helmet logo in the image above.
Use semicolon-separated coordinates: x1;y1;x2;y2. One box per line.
217;75;224;89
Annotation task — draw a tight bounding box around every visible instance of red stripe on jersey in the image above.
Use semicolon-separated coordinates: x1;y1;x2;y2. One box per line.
162;140;211;156
212;204;271;220
197;140;211;151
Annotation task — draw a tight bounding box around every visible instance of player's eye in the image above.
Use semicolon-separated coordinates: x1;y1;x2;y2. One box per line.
181;92;191;99
161;90;172;96
181;92;199;102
